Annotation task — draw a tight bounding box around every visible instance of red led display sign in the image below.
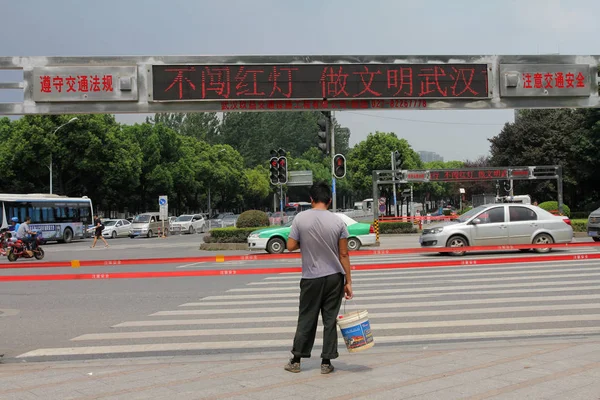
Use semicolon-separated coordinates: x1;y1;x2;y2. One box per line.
429;169;509;181
152;64;489;101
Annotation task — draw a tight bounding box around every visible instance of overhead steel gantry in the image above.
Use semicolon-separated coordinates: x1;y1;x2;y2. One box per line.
0;54;598;115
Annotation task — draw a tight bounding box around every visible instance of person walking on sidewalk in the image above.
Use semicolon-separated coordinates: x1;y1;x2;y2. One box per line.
284;181;353;374
90;214;109;248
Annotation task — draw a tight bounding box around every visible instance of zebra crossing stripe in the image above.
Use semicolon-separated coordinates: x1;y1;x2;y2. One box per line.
17;327;600;358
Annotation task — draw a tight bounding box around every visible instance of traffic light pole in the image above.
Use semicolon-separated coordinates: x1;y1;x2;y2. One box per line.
280;184;284;216
391;151;398;217
331;111;336;212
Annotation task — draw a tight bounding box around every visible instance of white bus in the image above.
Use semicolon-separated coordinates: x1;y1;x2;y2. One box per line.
0;194;93;243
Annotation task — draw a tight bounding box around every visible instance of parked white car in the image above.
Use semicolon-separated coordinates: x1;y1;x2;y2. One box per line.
169;214;206;234
101;219;132;239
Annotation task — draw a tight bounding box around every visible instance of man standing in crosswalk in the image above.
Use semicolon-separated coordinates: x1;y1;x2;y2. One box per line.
284;181;353;374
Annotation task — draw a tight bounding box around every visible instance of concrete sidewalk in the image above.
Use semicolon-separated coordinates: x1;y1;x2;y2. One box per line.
2;337;600;400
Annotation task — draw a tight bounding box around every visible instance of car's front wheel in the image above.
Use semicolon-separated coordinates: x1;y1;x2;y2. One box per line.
593;237;600;243
111;231;117;239
266;238;285;254
445;235;468;256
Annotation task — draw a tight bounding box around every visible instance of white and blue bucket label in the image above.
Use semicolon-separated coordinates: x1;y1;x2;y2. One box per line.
340;320;373;350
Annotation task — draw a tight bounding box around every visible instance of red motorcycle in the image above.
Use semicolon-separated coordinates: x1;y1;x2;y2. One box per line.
6;232;45;261
0;229;12;256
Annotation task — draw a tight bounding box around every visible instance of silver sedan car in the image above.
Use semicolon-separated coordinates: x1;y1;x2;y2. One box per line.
420;204;573;256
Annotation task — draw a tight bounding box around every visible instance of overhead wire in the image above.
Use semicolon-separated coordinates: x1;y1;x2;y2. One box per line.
344;111;509;126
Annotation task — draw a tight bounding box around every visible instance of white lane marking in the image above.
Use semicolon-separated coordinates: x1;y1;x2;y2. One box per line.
225;278;600;293
182;282;600;306
262;260;600;281
151;293;600;316
18;326;600;358
114;302;600;328
252;264;600;285
74;314;600;341
176;262;206;269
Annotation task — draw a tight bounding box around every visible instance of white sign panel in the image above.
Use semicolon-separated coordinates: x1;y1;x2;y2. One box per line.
33;66;138;102
159;195;168;220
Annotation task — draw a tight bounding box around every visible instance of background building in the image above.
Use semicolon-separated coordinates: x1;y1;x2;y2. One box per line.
418;151;444;163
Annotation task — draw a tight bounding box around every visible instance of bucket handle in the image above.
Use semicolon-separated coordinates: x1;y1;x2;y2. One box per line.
342;298;361;316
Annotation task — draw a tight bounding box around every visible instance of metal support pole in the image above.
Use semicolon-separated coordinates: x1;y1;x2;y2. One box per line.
49;155;53;194
391;151;397;217
279;184;284;216
330;111;336;211
556;166;564;215
48;117;77;195
410;184;414;217
208;184;211;217
372;171;379;221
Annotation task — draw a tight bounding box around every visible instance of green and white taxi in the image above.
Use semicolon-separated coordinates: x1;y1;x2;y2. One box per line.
247;212;376;254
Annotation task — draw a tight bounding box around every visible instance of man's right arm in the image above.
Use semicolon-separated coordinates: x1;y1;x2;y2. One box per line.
338;238;353;299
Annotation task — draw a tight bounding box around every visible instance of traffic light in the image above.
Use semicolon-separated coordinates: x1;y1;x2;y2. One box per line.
317;111;330;155
278;156;288;184
393;150;402;170
269;157;279;185
333;154;346;179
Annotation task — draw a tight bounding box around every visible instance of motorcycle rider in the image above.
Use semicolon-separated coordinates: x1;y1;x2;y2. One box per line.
9;217;20;235
16;216;37;251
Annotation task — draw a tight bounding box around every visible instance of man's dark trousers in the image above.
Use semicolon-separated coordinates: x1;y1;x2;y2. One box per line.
291;272;345;360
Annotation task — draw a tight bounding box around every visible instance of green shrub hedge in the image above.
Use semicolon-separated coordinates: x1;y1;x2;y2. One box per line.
379;222;417;234
236;210;270;228
538;201;571;217
204;227;269;243
571;219;587;232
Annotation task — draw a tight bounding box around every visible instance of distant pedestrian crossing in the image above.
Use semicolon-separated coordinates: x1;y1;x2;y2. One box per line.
16;259;600;360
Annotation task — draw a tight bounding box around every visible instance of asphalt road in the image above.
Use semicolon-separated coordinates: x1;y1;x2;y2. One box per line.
1;234;600;363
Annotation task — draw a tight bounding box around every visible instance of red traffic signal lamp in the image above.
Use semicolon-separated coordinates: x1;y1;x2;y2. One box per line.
269;157;279;185
278;156;288;184
333;154;346;179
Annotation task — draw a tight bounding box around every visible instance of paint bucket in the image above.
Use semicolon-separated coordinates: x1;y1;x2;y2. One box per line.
336;308;374;353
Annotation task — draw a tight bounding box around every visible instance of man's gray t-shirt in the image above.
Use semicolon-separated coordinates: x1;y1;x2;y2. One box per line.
288;209;349;279
16;222;29;239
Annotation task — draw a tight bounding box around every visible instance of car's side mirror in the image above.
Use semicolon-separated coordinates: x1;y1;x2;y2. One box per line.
471;218;481;225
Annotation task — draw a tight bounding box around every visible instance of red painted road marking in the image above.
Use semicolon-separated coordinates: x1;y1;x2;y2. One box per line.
1;242;599;270
2;253;600;282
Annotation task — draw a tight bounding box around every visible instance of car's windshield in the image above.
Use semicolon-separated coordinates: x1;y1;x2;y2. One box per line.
456;205;488;222
133;215;150;223
103;220;117;227
176;215;193;222
223;215;236;220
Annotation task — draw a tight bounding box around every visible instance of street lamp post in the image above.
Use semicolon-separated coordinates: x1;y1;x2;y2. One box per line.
207;148;226;217
48;117;77;194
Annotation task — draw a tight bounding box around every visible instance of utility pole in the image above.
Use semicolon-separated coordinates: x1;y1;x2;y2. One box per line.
48;117;77;194
331;111;336;212
391;151;397;217
410;184;414;217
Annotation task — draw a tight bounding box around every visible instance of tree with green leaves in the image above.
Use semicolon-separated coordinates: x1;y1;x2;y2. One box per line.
347;131;422;199
488;108;599;210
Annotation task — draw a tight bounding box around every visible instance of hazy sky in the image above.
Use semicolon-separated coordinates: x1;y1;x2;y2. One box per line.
1;0;598;161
